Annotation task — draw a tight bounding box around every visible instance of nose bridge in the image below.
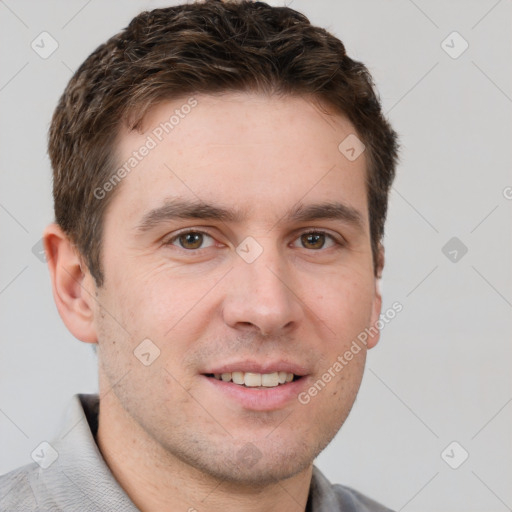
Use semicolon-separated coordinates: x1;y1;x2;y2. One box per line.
223;237;302;335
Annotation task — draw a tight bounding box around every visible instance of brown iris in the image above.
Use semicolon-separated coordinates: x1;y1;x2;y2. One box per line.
301;232;326;249
178;232;204;249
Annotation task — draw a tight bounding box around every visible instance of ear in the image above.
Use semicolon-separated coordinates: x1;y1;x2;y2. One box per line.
43;223;98;344
366;243;384;349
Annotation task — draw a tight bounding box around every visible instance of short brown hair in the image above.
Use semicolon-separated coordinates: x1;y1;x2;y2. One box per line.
49;0;398;286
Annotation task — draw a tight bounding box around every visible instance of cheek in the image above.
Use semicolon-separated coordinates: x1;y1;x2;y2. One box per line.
312;269;375;338
102;263;223;359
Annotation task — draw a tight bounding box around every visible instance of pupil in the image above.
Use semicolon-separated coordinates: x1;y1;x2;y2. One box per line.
303;233;324;249
181;233;202;249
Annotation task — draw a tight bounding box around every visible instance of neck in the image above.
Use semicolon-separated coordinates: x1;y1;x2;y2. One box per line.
96;390;313;512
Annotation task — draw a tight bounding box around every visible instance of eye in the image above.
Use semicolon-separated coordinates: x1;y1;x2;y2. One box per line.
166;230;216;250
292;230;340;250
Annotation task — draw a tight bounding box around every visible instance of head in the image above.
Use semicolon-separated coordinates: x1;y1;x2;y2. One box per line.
45;0;398;487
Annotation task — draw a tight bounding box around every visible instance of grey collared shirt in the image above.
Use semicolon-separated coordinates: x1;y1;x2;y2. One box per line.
0;394;393;511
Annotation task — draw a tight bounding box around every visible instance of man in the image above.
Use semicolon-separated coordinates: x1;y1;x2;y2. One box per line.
0;1;398;510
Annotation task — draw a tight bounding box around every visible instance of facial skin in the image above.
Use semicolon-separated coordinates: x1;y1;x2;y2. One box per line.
44;92;383;512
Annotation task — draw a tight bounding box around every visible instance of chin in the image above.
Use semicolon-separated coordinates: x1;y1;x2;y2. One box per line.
175;436;319;487
207;456;312;487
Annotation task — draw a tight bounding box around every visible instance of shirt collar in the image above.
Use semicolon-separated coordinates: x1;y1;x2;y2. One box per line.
49;393;140;511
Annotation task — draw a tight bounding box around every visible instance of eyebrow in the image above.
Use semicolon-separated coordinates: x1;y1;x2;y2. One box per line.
134;197;364;234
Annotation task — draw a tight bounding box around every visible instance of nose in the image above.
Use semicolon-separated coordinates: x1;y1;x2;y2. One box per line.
222;245;303;337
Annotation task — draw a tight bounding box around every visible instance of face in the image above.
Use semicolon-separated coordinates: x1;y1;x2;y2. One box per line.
91;92;382;485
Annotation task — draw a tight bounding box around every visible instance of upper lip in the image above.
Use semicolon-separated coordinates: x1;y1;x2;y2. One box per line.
204;360;309;376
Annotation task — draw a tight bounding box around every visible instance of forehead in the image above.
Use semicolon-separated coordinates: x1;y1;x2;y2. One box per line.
110;92;368;226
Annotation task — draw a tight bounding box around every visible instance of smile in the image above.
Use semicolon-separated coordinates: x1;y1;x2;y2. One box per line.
205;371;300;388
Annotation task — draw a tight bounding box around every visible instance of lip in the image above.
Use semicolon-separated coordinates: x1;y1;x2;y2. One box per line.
204;360;309;376
201;373;310;411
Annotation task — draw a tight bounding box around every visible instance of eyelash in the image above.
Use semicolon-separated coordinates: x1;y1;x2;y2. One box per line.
164;229;345;252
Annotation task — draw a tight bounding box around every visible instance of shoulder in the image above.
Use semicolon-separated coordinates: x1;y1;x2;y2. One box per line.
0;463;41;511
310;465;394;512
330;482;394;512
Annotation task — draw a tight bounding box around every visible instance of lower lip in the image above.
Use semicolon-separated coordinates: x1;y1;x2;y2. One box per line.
201;375;309;411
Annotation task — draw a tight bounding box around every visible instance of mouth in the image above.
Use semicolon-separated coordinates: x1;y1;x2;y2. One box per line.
201;369;309;411
203;371;303;389
200;360;310;410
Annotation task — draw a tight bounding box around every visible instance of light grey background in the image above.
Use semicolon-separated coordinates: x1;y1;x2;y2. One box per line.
1;1;511;510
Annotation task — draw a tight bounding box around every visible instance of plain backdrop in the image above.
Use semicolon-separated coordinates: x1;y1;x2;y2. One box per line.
0;1;511;511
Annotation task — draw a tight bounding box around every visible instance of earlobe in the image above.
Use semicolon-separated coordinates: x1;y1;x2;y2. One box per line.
43;223;98;344
367;244;385;350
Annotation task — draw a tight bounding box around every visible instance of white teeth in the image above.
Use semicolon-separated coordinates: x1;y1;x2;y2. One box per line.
244;372;261;387
211;371;296;387
261;372;279;387
231;371;244;385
